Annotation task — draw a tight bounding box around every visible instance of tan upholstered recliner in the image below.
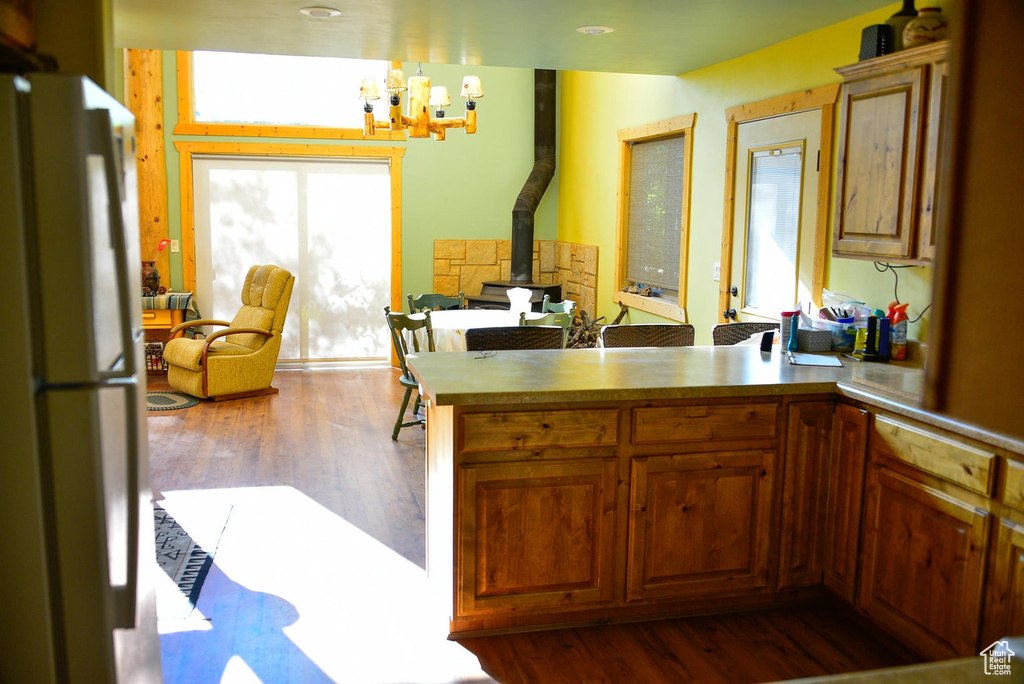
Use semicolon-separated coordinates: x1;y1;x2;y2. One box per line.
163;265;295;401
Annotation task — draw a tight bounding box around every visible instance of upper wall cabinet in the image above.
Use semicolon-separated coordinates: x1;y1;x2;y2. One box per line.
832;41;950;263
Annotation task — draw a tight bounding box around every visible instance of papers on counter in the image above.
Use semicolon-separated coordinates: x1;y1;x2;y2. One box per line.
786;351;843;367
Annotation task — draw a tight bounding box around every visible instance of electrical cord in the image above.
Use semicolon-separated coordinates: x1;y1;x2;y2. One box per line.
873;262;932;323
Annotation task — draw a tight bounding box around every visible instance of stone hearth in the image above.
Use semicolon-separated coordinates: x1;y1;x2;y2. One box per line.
432;239;598;318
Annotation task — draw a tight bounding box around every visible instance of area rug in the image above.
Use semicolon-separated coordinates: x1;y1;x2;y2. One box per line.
154;503;230;619
147;391;201;411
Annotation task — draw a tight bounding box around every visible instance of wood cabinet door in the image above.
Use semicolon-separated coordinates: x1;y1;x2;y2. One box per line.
626;450;775;602
982;518;1024;647
779;401;833;588
833;68;925;260
858;466;989;659
916;58;948;263
824;404;869;603
457;458;617;617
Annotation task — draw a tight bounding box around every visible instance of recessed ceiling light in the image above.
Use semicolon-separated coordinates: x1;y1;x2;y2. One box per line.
299;6;341;18
576;25;614;35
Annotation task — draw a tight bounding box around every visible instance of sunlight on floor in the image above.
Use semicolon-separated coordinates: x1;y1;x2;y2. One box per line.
157;486;492;684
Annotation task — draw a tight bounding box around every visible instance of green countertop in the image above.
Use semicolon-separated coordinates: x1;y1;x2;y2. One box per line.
407;345;1024;454
408;345;909;406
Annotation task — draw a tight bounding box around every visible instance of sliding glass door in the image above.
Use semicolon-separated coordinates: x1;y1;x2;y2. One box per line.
193;155;392;362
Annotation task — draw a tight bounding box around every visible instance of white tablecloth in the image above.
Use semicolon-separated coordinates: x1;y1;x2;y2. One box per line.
409;309;545;352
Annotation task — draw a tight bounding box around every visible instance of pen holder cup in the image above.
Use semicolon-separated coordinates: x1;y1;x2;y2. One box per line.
797;329;834;352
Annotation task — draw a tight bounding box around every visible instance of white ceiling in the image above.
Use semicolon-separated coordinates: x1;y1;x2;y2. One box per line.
113;0;892;76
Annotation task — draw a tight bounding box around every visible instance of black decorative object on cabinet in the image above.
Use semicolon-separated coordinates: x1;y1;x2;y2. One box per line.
884;0;918;51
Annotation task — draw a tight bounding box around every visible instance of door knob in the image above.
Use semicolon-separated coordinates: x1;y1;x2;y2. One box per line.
723;308;736;320
729;286;738;297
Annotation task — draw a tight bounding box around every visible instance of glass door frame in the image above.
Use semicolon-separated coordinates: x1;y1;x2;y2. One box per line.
718;85;839;324
174;141;406;363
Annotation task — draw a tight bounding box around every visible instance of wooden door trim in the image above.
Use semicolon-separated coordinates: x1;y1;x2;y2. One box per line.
718;84;840;322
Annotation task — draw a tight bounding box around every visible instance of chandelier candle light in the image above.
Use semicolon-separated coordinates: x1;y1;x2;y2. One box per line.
359;62;482;141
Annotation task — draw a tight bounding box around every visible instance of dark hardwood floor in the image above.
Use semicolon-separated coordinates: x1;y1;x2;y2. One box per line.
146;367;920;683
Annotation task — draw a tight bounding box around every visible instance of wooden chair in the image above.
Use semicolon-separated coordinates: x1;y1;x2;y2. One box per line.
465;325;564;351
408;291;465;313
712;322;780;346
541;295;578;318
601;323;695;348
520;311;572;348
384;306;435;440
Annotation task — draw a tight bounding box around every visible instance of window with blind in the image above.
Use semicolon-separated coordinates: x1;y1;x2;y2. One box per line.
627;136;685;291
614;113;694;319
743;145;803;316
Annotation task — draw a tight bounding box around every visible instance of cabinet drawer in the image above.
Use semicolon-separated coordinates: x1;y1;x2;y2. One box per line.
632;403;777;445
1000;459;1024;514
141;309;183;329
460;409;618;452
872;415;995;496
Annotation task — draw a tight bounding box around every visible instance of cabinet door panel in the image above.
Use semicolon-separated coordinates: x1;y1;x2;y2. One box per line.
859;466;989;659
982;518;1024;647
833;69;924;259
916;59;947;262
458;459;616;616
824;404;868;602
779;401;833;588
627;450;774;602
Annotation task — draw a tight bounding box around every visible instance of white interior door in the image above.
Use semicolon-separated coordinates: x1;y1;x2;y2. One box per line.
726;111;821;322
193;155;392;362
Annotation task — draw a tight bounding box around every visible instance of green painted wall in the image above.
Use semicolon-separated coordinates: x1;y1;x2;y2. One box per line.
558;3;944;344
159;55;557;304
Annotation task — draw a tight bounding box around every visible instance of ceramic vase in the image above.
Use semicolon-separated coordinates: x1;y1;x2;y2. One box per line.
884;0;918;51
902;7;950;49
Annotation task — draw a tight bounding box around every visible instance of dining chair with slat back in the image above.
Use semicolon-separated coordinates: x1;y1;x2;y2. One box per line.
407;291;465;313
600;323;695;348
541;295;578;318
712;322;780;346
520;311;572;348
384;306;435;440
464;325;564;351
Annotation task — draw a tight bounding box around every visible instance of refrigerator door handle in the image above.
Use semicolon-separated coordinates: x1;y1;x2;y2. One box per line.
109;379;141;629
88;108;136;380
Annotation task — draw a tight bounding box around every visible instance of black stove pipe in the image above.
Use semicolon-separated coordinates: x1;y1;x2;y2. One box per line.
510;69;556;284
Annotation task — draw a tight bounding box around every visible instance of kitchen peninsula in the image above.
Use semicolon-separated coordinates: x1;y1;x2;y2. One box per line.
409;346;1024;662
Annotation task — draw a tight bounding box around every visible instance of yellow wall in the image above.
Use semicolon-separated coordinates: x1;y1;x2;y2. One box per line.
558;3;943;344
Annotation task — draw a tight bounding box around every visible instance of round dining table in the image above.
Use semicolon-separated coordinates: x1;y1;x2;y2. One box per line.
409;309;546;352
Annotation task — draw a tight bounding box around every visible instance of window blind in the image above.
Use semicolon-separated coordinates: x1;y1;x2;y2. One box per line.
626;135;685;291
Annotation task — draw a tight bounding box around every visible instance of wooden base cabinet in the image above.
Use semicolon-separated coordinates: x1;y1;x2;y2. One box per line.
626;450;775;602
858;462;990;660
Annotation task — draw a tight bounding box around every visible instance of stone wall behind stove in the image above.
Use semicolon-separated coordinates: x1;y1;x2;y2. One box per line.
432;239;598;317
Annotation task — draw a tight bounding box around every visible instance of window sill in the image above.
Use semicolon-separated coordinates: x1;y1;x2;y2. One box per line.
612;291;687;322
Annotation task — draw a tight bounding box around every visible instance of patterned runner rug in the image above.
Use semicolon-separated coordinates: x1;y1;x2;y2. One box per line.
154;503;230;619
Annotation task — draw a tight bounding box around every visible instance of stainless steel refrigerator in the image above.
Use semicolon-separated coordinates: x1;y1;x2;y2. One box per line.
0;73;162;682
